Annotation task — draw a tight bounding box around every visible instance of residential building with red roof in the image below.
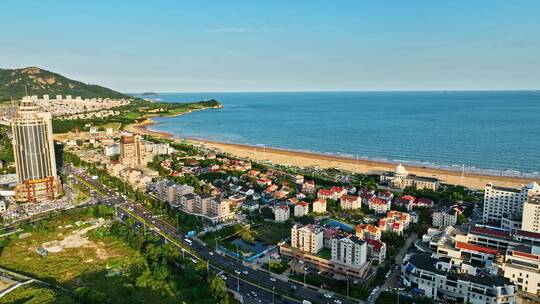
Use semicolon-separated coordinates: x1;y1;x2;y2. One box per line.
355;224;381;240
274;204;290;222
257;178;272;186
294;201;309;217
358;189;375;206
396;195;415;211
302;180;316;193
365;238;386;263
312;198;327;214
317;188;334;200
413;197;434;208
340;194;361;210
368;197;391;214
379;211;410;235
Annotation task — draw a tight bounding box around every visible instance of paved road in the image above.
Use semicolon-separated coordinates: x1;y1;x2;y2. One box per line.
370;233;418;303
65;165;357;304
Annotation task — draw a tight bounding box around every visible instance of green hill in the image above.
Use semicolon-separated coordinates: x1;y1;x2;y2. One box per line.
0;67;132;101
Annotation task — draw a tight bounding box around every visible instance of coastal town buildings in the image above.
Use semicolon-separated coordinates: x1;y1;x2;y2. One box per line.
301;180;315;193
120;134;152;167
11;96;61;202
290;224;324;254
401;253;516;304
380;164;440;190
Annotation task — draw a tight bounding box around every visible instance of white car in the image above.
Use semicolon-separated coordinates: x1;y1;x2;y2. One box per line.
324;293;332;298
270;277;276;282
334;300;342;304
242;270;248;275
209;252;214;256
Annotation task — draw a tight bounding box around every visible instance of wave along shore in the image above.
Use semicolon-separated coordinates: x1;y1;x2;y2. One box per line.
126;118;539;190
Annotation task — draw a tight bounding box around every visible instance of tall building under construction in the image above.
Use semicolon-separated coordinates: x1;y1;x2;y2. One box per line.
11;96;61;202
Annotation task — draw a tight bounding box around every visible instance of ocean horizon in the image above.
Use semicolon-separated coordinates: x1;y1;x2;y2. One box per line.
132;91;540;178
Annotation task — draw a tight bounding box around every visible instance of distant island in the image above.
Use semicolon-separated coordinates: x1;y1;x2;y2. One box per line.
140;92;159;96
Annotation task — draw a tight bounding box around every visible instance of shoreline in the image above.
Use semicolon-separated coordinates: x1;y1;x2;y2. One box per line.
126;119;539;190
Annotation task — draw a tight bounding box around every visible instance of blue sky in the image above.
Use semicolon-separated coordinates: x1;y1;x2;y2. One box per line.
2;0;539;92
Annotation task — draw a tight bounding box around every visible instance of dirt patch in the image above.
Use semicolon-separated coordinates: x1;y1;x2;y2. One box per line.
18;232;32;239
41;221;109;259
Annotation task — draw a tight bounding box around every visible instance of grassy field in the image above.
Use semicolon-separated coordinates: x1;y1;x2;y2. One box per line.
0;283;75;304
0;209;184;303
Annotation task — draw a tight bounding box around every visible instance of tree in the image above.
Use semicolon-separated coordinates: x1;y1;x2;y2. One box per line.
210;275;230;304
260;207;274;219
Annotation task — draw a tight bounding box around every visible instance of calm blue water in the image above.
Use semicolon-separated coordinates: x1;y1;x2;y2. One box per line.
134;91;540;177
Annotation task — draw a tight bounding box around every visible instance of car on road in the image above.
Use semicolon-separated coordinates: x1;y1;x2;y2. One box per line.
209;251;214;256
242;270;248;275
334;300;342;304
323;293;332;299
269;277;276;282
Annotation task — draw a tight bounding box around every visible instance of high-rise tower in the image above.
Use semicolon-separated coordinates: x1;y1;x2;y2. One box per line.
11;96;61;202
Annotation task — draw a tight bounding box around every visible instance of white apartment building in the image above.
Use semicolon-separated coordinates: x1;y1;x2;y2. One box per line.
340;195;361;210
432;209;458;228
104;143;120;156
368;197;391;214
522;193;540;233
312;198;327;213
294;202;309;217
402;253;516;304
482;182;539;224
331;235;367;268
290;224;324;254
503;245;540;295
274;205;290;222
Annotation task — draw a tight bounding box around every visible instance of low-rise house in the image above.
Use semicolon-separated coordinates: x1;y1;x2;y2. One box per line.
359;189;375;205
302;180;316;193
414;197;434;208
295;175;304;185
395;195;415;211
340;194;361;210
368;197;391;214
355;224;382;240
241;200;259;212
312;198;327;214
257;178;272;187
365;238;386;263
379;211;410;236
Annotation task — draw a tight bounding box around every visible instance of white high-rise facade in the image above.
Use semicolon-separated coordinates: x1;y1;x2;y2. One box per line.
290;224;323;254
522;189;540;233
482;183;539;225
12;96;61;202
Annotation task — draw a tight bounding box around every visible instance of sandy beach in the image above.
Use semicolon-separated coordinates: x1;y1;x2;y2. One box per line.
127;119;538;190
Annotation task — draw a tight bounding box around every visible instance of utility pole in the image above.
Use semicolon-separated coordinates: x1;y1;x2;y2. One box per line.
272;287;275;304
346;269;350;297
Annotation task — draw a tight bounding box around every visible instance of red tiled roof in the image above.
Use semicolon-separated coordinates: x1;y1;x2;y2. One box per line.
455;241;498;255
516;229;540;240
330;186;345;193
469;226;509;239
401;195;416;201
341;194;359;202
513;250;539;260
392;222;401;229
318;189;333;196
415;198;433;206
366;238;385;251
369;197;387;205
298;201;308;207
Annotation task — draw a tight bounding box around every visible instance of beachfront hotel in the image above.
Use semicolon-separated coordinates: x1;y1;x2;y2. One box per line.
12;96;61;202
482;182;540;229
380;163;441;191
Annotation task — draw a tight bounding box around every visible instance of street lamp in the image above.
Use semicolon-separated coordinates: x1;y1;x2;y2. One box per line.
272;287;275;304
303;267;308;286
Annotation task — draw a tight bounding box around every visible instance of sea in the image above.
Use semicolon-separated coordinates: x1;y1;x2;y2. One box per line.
132;91;540;178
